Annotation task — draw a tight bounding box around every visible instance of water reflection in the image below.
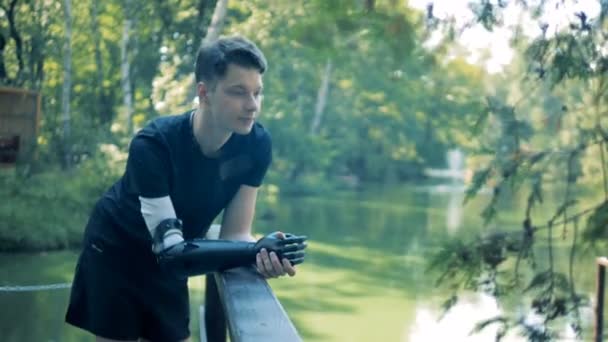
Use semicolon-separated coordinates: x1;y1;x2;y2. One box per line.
446;190;464;234
409;293;505;341
408;291;594;342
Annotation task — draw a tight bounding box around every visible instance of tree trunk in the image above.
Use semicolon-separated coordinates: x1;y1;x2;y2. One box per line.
154;0;173;35
195;0;210;44
201;0;229;46
61;0;73;169
29;0;45;89
0;33;7;82
310;59;332;136
365;0;375;12
91;0;112;126
121;0;134;134
189;0;228;103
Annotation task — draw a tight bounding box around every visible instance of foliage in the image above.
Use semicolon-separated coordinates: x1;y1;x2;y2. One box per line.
0;0;491;251
426;1;608;340
0;150;123;251
0;0;486;183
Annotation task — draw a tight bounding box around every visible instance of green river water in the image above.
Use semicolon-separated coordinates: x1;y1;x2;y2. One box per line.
0;184;599;341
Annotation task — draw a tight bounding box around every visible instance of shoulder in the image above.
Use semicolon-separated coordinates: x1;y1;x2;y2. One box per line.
248;123;272;167
228;122;271;166
248;122;272;150
140;112;190;138
132;112;190;145
130;113;189;151
239;122;271;164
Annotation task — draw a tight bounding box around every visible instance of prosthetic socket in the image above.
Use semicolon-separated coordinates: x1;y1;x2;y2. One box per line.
153;218;307;278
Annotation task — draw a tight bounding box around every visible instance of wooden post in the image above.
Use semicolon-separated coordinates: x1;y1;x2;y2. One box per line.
595;257;608;342
205;275;227;342
202;224;227;342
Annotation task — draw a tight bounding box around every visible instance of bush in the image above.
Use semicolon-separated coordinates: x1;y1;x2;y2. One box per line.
0;152;122;251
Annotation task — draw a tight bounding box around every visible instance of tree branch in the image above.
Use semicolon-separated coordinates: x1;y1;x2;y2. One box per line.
6;0;24;84
0;31;7;82
568;218;582;337
601;141;608;200
534;204;601;231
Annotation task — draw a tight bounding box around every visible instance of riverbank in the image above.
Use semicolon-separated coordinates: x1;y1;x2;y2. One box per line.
0;160;117;252
0;161;400;252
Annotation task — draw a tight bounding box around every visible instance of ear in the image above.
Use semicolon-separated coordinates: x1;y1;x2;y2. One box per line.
197;82;210;104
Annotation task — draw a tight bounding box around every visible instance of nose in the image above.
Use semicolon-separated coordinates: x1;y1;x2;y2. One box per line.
244;94;260;112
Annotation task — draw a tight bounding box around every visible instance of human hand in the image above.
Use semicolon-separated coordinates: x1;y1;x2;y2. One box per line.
255;232;307;278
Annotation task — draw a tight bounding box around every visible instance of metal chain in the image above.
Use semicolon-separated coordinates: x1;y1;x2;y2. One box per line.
0;282;72;292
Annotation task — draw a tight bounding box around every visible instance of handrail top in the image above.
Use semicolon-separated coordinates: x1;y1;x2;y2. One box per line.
0;87;39;96
597;257;608;267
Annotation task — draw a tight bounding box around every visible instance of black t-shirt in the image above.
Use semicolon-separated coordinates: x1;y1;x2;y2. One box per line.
87;111;272;252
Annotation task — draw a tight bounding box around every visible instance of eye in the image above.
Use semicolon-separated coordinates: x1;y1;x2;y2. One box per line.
228;89;246;96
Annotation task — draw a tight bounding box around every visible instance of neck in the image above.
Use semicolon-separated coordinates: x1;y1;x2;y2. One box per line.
192;107;231;157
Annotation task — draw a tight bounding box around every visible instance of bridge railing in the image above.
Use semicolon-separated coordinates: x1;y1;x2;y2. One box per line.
200;225;302;342
595;257;608;342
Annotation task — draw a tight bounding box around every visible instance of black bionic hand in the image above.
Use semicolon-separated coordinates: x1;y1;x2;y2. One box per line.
157;239;256;278
157;232;308;279
254;232;308;265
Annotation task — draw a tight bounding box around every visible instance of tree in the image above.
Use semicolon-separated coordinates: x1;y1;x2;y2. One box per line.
202;0;228;45
61;0;73;169
120;0;134;134
0;0;493;250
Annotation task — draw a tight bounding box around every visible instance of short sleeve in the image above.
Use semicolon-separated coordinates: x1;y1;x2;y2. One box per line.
242;130;272;187
124;133;171;197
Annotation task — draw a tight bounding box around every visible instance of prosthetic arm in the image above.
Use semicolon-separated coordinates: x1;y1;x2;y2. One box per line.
152;218;307;279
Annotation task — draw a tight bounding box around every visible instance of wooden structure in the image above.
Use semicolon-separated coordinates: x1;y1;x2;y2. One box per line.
201;225;302;342
0;87;41;166
595;257;608;341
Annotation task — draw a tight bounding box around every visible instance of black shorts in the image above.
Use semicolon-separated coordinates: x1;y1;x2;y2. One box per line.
65;233;190;341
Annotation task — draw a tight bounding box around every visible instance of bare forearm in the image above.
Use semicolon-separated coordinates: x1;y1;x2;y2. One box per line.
220;230;255;242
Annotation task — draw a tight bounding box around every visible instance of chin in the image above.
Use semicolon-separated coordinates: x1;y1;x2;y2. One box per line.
233;124;254;135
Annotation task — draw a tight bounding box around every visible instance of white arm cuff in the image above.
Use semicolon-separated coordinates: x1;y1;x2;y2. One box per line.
139;196;178;238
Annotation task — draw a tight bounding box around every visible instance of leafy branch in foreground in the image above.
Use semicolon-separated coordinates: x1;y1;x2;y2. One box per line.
429;78;608;342
430;111;607;341
426;1;608;338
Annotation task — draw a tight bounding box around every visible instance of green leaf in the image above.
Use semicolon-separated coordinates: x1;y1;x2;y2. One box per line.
470;316;507;335
528;152;547;166
552;272;571;292
472;103;491;134
481;203;498;225
548;199;578;225
583;201;608;240
527;173;544;208
465;167;492;204
439;295;458;320
525;270;551;292
531;177;543;204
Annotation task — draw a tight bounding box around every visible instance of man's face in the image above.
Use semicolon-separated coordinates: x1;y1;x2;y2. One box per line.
202;63;263;135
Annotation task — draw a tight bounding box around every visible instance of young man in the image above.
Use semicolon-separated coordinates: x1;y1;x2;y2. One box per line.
65;36;307;342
